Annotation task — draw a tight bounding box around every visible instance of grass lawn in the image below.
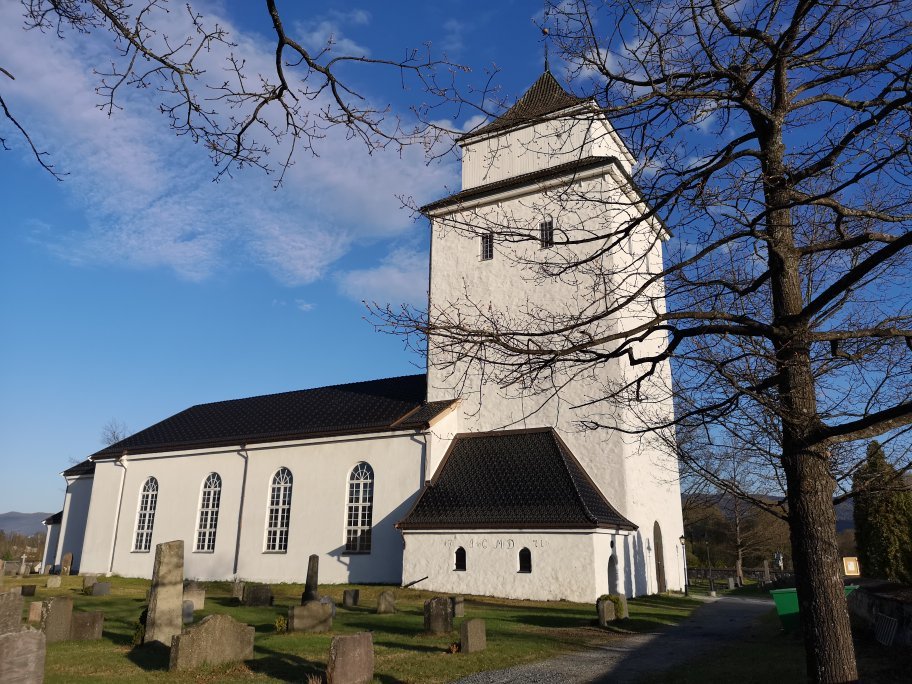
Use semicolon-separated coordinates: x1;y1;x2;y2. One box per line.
7;575;703;683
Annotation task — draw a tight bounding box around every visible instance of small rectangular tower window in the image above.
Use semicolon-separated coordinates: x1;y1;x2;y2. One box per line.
540;218;555;248
480;232;494;261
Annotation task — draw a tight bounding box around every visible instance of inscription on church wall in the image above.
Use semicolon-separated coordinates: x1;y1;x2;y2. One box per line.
442;538;545;550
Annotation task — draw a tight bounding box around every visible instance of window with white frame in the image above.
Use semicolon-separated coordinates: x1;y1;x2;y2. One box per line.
133;477;159;552
345;462;374;553
265;467;293;552
195;472;222;553
539;218;555;247
480;232;494;261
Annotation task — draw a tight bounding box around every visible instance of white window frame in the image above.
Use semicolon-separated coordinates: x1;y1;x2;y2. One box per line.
195;472;222;553
265;467;293;553
345;462;374;554
133;477;158;552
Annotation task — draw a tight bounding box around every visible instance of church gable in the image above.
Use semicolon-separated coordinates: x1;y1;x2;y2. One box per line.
397;427;635;531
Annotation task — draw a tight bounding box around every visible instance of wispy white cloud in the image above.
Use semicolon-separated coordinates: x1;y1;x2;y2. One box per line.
295;299;315;312
337;247;428;307
294;8;372;56
441;19;466;55
0;2;456;286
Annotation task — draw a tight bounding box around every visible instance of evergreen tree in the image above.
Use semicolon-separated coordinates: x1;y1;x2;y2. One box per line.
852;442;912;583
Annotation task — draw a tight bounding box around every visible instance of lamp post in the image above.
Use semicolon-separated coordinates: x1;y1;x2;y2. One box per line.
704;537;716;596
679;535;688;596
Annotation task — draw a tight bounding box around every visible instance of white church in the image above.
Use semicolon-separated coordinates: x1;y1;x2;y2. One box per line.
42;72;685;603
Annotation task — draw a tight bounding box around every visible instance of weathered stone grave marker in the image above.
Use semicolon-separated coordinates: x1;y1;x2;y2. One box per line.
21;585;36;597
342;589;360;608
0;590;24;635
144;540;183;647
0;630;46;684
449;596;464;617
169;614;254;671
46;576;61;589
82;574;98;592
242;583;272;607
424;597;451;635
182;600;194;625
326;631;373;684
19;555;29;576
231;580;245;602
727;577;736;591
763;560;771;584
376;590;396;614
28;601;42;625
182;585;205;612
461;618;486;653
60;553;73;577
91;582;111;597
289;601;333;632
302;554;320;603
596;597;617;626
70;611;104;641
40;596;73;644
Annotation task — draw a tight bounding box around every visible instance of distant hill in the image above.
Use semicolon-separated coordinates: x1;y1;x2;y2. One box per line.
0;512;52;535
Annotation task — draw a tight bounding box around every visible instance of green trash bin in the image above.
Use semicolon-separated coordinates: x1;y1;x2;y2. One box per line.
770;585;859;631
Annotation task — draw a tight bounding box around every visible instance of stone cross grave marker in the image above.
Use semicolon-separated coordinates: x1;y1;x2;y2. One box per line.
302;554;320;603
145;540;184;647
169;614;255;671
424;597;451;635
326;632;374;684
461;618;486;653
342;589;360;608
0;590;24;635
60;553;73;577
0;630;46;684
376;591;396;614
70;611;104;641
40;596;73;644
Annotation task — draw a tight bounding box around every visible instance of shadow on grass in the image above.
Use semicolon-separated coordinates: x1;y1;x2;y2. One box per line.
373;640;445;654
247;644;322;682
125;642;170;671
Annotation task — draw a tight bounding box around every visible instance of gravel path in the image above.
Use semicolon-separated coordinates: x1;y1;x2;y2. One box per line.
451;595;773;684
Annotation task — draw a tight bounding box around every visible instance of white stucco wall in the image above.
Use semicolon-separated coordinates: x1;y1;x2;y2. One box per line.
403;529;635;603
86;430;426;584
54;474;93;573
41;523;60;572
80;460;127;574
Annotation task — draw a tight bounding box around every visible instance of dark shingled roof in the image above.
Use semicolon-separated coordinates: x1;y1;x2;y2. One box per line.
421;156;617;213
91;374;455;459
43;511;63;526
398;428;636;530
461;70;587;141
63;459;96;478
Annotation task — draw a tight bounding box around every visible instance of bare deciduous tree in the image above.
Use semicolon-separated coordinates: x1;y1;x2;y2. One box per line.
101;418;128;446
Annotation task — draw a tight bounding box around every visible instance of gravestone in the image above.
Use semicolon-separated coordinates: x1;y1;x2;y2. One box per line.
28;601;42;625
183;587;205;612
231;580;245;602
169;614;254;672
40;596;73;644
424;597;451;635
46;576;61;589
0;591;24;635
727;577;736;591
19;556;29;576
449;596;465;618
42;565;51;575
91;582;111;597
302;554;320;603
242;583;272;607
0;630;45;684
611;594;629;619
289;601;333;632
342;589;360;608
82;574;98;591
461;618;486;653
596;597;617;626
182;600;194;625
763;560;771;583
70;611;104;641
60;553;73;577
376;591;396;614
21;585;36;597
326;631;373;684
145;540;184;647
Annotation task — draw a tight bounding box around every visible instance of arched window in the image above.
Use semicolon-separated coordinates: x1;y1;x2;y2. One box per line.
133;477;159;552
195;472;222;552
345;462;374;553
455;546;467;571
265;468;293;552
518;547;532;573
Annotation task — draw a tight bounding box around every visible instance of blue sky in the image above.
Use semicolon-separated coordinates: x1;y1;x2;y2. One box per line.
0;1;550;513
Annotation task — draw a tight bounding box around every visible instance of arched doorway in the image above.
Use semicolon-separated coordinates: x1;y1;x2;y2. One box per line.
608;554;619;595
653;521;667;593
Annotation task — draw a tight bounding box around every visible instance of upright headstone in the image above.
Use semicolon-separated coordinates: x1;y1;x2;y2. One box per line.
302;554;320;603
763;560;771;583
376;591;396;614
182;600;194;625
42;565;51;575
449;596;465;618
0;591;24;635
46;576;61;589
231;580;245;602
342;589;360;608
82;574;98;592
182;587;205;612
424;597;451;635
145;540;184;647
0;630;45;684
69;611;104;641
612;594;629;619
28;601;42;625
19;555;29;576
326;632;374;684
91;582;111;597
21;585;36;597
596;597;617;626
288;601;333;632
40;596;73;644
169;614;254;671
727;577;736;591
242;583;272;607
461;618;486;653
60;553;73;577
